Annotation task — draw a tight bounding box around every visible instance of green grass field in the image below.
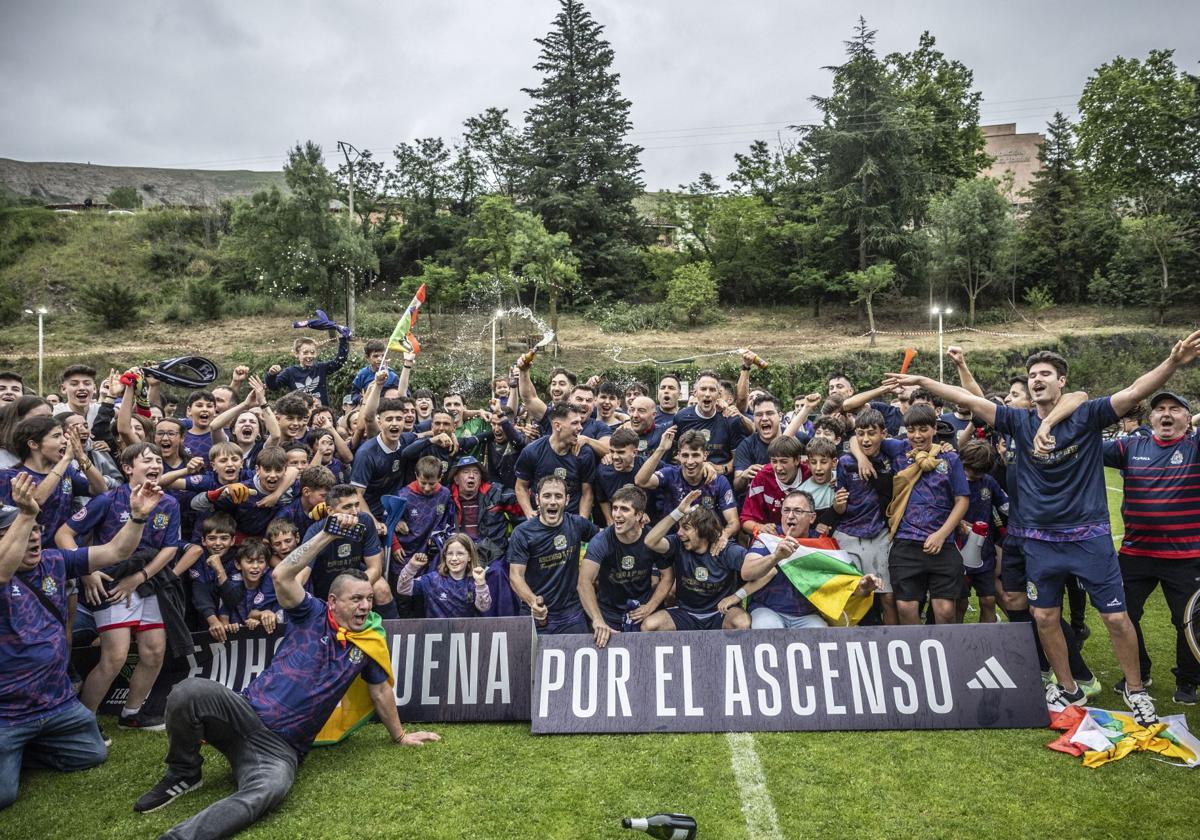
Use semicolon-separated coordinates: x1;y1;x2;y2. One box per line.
9;468;1198;839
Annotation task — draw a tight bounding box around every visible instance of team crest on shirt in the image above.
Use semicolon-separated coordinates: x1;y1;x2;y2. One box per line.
337;544;352;558
553;467;567;480
620;555;636;570
1171;450;1184;466
553;535;568;550
71;508;88;522
695;566;710;582
41;576;58;597
700;429;711;442
1026;582;1038;600
436;504;445;514
152;512;169;530
700;497;715;510
253;592;265;605
348;647;363;664
391;461;401;472
936;460;948;474
981;488;992;501
637;440;648;452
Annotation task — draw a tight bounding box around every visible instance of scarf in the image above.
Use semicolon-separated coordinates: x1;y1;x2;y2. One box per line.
885;448;941;537
327;608;394;686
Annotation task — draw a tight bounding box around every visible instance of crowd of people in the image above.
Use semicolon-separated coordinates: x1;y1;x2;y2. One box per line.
2;318;1199;837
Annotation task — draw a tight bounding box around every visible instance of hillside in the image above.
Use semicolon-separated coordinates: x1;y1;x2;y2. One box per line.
0;158;284;207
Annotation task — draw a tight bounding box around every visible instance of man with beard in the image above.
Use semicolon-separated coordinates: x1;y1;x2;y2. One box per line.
669;371;752;474
514;403;596;518
623;396;664;455
655;375;683;428
508;476;599;634
133;515;438;835
579;486;674;646
1104;391;1200;705
732;394;819;493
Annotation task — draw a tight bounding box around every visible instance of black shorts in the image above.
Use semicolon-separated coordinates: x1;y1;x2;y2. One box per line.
1000;534;1027;592
666;607;724;631
889;539;962;601
961;569;997;599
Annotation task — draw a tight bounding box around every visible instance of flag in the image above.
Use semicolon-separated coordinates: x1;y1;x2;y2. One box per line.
314;610;395;747
1047;705;1200;768
758;534;874;626
388;284;427;354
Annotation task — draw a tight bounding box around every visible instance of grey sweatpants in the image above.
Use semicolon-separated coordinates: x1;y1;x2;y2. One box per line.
159;678;299;840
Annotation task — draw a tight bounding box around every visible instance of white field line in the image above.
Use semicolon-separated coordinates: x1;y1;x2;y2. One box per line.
726;732;784;840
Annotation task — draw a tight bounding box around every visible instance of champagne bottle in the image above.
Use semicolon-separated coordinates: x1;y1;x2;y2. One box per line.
621;813;697;839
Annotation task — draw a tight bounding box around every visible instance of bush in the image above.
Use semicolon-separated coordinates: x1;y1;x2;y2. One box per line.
1023;285;1055;313
77;279;146;329
186;277;225;320
666;261;718;327
592;302;674;333
106;186;143;210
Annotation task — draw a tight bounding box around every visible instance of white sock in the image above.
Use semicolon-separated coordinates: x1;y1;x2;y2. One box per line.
121;705;141;718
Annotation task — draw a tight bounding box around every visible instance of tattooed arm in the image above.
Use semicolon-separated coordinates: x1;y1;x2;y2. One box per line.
272;514;354;608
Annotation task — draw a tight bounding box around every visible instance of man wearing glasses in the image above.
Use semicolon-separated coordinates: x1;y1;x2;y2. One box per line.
740;490;881;629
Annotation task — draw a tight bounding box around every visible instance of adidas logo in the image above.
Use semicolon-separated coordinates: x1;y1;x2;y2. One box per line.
967;656;1016;690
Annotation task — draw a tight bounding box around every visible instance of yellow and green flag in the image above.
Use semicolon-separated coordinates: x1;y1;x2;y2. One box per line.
388;283;427;354
314;610;395;747
769;535;874;626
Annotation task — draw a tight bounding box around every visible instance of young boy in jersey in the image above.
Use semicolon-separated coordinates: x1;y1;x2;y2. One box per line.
273;464;335;538
395;456;456;563
636;428;739;541
811;415;847;451
956;439;1007;624
579;485;674;646
265;328;350;407
265;518;301;568
396;534;492;619
508;475;599;634
191;446;294;539
836;409;897;624
642;489;754;632
273;395;311;447
595;428;657;524
217;541;282;634
798;437;840;527
185;513;238;642
181;391;220;464
349;339;399;404
740;435;809;537
884;404;970;625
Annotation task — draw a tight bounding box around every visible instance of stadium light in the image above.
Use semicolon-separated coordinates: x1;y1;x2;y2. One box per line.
931;306;952;382
23;307;48;394
490;310;506;385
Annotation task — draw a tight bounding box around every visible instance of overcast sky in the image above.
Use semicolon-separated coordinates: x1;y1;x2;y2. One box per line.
1;0;1197;190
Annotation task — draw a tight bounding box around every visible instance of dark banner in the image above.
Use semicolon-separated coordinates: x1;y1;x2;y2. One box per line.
383;617;534;722
531;623;1047;734
75;616;534;723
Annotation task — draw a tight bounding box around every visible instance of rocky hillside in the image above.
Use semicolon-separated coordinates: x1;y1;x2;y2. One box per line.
0;157;284;207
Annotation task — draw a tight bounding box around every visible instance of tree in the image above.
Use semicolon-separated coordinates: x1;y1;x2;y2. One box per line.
521;0;646;298
106;186;142;210
1076;50;1199;214
845;261;897;345
666;261;718;327
221;142;377;310
513;214;579;341
463;107;525;198
925;178;1014;325
803;18;919;273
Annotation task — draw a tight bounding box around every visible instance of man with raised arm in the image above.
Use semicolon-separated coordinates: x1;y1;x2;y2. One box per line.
885;330;1200;725
134;512;438;836
1;475;162;809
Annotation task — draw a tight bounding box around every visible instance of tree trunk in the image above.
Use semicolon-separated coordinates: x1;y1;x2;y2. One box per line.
866;295;877;346
968;292;976;327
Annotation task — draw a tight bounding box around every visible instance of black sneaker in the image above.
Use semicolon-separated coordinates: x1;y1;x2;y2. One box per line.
118;711;166;731
1120;686;1159;726
1113;676;1153;696
99;727;113;748
133;775;203;813
1173;684;1198;705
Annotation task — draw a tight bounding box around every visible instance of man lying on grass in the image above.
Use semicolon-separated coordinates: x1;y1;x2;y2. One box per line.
134;511;438;839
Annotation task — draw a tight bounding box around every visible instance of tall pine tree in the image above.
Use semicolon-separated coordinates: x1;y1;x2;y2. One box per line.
521;0;646;299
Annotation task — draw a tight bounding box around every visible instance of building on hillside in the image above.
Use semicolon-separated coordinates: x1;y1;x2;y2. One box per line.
633;192;681;248
981;123;1043;208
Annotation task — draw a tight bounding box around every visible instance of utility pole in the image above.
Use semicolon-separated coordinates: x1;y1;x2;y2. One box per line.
337;141;360;334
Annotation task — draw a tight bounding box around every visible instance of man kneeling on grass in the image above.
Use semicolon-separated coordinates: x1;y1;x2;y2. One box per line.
134;512;438;839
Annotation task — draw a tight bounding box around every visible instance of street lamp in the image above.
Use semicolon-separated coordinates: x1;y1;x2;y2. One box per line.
490;309;505;385
23;307;48;395
931;306;952;382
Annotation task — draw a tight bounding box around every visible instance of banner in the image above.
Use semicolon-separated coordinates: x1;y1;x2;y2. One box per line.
384;617;534;722
75;616;534;724
531;623;1047;734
